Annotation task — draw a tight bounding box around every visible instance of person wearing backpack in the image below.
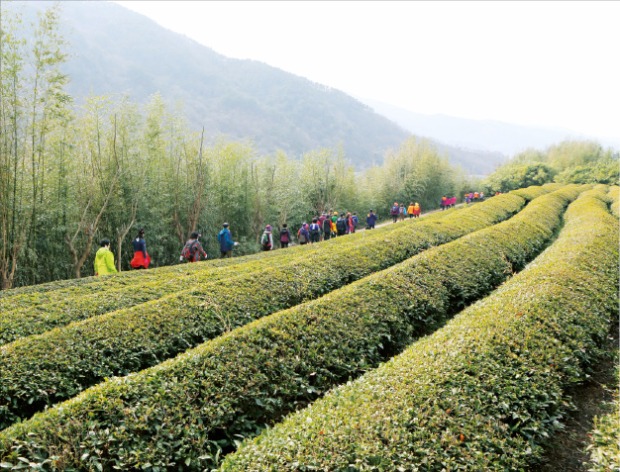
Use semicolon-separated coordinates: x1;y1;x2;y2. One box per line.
322;216;332;241
336;213;347;236
309;218;321;243
366;209;378;229
261;225;274;251
390;202;400;223
181;231;207;262
130;228;150;269
297;222;310;245
217;223;235;258
279;223;291;248
351;212;359;232
94;238;118;276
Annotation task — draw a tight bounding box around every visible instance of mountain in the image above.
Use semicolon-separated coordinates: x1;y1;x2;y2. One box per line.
6;1;510;174
359;98;598;157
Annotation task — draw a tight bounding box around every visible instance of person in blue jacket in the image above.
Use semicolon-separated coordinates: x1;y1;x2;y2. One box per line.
366;209;378;229
217;222;236;258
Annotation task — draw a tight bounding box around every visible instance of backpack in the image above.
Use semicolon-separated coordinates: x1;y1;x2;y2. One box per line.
336;218;347;232
298;229;307;243
391;205;399;215
181;240;197;261
310;223;320;236
280;229;290;243
261;232;271;249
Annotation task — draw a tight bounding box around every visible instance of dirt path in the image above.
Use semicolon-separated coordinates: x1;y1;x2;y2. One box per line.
363;204;462;231
531;321;619;471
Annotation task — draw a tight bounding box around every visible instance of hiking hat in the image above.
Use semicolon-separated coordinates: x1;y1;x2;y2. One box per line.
223;222;229;227
266;225;272;231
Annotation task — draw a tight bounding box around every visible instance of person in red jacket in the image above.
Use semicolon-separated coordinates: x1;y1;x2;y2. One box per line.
130;228;150;269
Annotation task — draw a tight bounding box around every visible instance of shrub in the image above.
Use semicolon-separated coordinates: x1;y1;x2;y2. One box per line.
221;187;618;471
0;186;583;470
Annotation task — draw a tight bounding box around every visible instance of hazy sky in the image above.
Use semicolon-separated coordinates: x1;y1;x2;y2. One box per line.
115;1;619;143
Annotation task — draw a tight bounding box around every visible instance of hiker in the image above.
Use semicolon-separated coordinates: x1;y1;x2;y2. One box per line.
413;202;421;218
441;195;448;210
399;204;406;221
390;202;400;223
94;238;118;276
351;212;359;233
309;218;321;243
336;213;348;236
130;228;150;269
217;223;235;258
260;225;274;251
318;213;327;238
279;223;291;248
322;215;332;241
366;209;377;229
181;231;208;262
407;202;415;219
297;222;310;245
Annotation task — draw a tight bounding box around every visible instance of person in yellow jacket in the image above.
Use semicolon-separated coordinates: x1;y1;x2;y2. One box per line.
407;202;415;219
94;238;118;276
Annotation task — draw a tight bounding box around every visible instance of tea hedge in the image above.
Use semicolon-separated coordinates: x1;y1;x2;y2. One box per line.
585;363;620;472
0;192;530;429
221;187;618;471
0;242;335;345
0;201;469;345
0;186;583;470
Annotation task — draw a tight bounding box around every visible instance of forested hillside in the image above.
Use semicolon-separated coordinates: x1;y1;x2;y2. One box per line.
4;0;409;167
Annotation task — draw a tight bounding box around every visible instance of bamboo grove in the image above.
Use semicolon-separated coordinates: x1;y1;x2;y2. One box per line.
0;5;467;289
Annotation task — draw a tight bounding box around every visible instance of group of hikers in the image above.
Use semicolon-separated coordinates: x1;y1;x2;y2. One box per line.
463;191;485;204
93;201;428;276
389;202;422;223
94;228;152;276
263;210;370;251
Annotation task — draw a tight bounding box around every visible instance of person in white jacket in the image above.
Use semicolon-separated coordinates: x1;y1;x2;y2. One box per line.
260;224;274;251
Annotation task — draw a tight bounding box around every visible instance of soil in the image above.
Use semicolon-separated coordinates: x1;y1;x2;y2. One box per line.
531;322;619;472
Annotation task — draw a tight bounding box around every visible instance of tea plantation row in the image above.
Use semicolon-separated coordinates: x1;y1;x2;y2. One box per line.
221;186;618;471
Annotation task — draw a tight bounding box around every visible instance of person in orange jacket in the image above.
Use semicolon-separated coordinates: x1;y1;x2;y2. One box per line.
413;202;421;218
407;202;415;219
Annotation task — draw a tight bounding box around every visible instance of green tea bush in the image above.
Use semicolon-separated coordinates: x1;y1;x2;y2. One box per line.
0;192;528;429
0;244;331;345
0;186;582;470
221;187;618;471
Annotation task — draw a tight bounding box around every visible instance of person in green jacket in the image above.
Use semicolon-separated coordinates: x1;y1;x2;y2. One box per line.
94;238;118;276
